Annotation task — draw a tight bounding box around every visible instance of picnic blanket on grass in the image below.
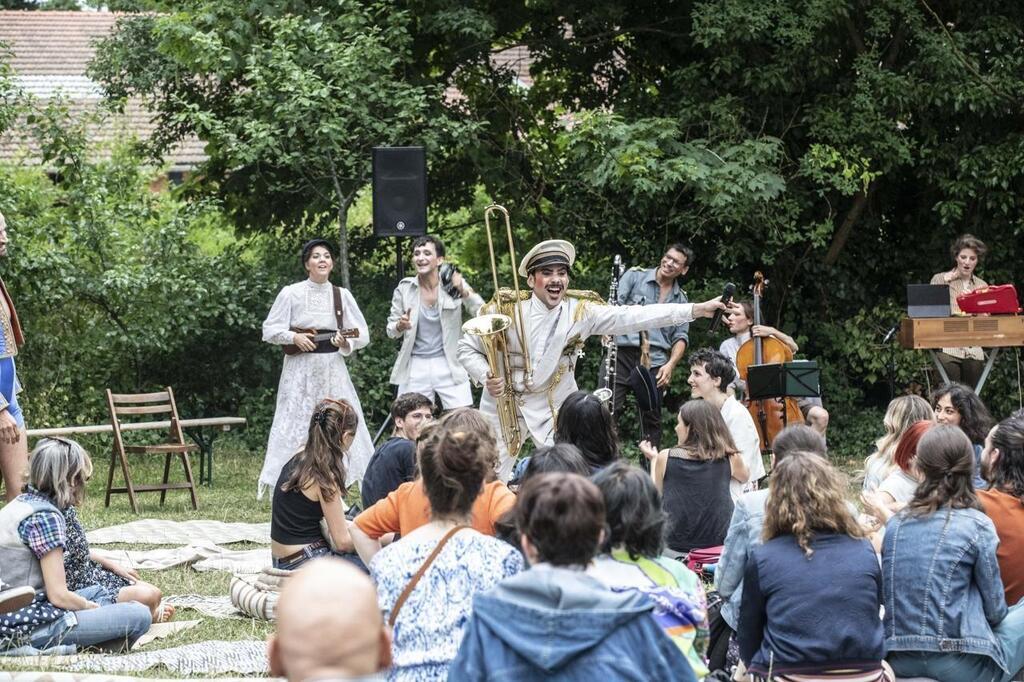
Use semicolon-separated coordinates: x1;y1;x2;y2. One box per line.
87;520;270;546
41;640;269;676
163;595;244;619
92;544;271;575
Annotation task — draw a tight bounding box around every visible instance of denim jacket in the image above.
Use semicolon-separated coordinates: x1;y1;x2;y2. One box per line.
715;489;769;630
386;276;483;385
882;506;1009;672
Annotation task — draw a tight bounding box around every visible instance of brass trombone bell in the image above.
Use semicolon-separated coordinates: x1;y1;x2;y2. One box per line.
462;313;513;336
462;314;513;378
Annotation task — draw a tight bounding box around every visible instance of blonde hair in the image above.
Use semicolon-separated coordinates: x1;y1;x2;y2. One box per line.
763;451;863;556
29;438;93;509
863;395;933;483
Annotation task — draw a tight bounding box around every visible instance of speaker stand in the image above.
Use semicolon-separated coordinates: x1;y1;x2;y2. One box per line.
396;237;405;280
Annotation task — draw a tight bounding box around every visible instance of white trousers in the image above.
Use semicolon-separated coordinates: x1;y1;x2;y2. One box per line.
397;355;473;409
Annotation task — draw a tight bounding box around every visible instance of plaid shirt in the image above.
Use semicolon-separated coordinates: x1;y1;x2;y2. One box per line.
17;487;67;558
930;271;987;360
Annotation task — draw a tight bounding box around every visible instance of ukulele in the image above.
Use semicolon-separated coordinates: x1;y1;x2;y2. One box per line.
283;328;359;355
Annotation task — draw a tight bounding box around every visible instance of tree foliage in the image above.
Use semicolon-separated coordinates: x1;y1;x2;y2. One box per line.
89;0;478;287
11;0;1024;456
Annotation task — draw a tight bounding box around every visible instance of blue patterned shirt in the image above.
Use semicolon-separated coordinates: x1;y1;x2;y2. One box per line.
370;529;524;681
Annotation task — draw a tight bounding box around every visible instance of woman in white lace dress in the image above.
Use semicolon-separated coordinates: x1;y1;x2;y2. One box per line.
258;239;374;497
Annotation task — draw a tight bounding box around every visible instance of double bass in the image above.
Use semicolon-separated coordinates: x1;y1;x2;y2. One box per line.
734;272;803;451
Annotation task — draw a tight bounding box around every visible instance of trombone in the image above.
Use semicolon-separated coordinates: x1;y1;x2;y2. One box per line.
461;204;532;457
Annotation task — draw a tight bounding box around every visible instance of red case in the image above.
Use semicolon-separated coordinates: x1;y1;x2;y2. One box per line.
957;285;1022;315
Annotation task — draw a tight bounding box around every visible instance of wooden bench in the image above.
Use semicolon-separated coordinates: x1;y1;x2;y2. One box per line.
27;416;246;487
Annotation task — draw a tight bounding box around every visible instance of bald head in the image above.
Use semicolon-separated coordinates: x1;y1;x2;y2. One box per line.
269;558;390;681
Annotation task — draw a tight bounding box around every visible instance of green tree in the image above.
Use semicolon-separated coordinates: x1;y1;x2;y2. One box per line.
89;0;478;288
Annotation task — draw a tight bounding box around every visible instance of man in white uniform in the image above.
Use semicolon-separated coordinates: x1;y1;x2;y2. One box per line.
457;239;734;480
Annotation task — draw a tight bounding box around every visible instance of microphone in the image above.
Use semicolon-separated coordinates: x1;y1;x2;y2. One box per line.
882;324;900;345
709;283;737;333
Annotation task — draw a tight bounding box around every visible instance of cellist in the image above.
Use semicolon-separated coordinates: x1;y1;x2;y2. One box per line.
719;301;829;438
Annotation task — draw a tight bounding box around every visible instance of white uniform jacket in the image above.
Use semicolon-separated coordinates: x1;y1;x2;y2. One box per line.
458;292;695;478
386;276;484;386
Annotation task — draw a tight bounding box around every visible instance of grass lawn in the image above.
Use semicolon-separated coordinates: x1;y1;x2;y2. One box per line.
6;440;278;678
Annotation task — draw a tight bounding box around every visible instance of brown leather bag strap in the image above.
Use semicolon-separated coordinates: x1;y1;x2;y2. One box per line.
388;525;468;628
333;286;345;330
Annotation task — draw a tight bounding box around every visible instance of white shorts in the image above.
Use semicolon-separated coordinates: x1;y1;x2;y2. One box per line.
397;355;473;409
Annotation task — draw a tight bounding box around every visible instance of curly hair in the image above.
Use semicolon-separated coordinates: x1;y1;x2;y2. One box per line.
281;398;358;501
762;451;863;556
930;383;993;444
950;233;987;262
688;348;736;393
906;424;980;517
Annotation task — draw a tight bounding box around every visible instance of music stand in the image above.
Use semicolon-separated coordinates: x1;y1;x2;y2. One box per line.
747;361;821;400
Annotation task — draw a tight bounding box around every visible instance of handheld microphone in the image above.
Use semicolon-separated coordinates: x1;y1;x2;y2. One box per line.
882;324;900;345
709;282;737;333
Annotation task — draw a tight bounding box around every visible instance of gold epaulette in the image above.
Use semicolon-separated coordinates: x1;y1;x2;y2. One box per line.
481;289;605;320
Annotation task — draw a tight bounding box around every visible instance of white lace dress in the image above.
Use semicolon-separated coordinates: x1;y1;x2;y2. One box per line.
258;279;374;497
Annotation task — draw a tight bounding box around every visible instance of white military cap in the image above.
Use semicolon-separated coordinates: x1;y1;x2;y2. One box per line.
518;239;576;277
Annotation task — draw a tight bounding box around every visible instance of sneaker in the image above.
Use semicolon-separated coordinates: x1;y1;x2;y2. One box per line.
0;585;35;614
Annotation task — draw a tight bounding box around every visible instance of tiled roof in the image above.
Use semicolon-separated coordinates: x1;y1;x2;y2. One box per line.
0;10;206;172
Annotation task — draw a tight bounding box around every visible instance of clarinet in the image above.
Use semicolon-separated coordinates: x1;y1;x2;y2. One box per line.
598;255;624;414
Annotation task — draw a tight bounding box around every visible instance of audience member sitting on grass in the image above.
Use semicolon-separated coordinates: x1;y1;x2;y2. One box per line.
862;395;934;492
979;416;1024;607
496;442;590;548
588;461;710;679
931;382;994;489
360;392;433;509
449;472;696;681
269;558;391;682
686;347;764;499
271;398;359;570
712;424;827;673
0;438;151;651
350;408;514;564
52;439;172;622
739;451;889;682
883;424;1024;682
553;390;620;473
370;421;523;681
639;399;747;557
873;418;934;509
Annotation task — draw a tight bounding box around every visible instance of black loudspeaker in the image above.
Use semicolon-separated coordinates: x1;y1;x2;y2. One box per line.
372;146;427;237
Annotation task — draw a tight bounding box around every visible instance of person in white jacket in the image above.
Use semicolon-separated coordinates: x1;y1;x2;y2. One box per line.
458;239;735;480
386;236;484;409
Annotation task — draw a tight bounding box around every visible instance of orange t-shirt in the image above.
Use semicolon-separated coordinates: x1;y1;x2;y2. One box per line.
354;479;515;539
979;488;1024;605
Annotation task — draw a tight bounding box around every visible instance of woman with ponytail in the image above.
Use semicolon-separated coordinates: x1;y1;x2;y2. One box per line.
271;398;358;570
369;420;523;681
883;424;1024;682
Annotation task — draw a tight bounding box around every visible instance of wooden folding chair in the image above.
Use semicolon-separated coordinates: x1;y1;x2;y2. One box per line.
104;387;199;513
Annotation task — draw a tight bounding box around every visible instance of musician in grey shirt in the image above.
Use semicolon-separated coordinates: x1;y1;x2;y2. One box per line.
606;243;692;446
